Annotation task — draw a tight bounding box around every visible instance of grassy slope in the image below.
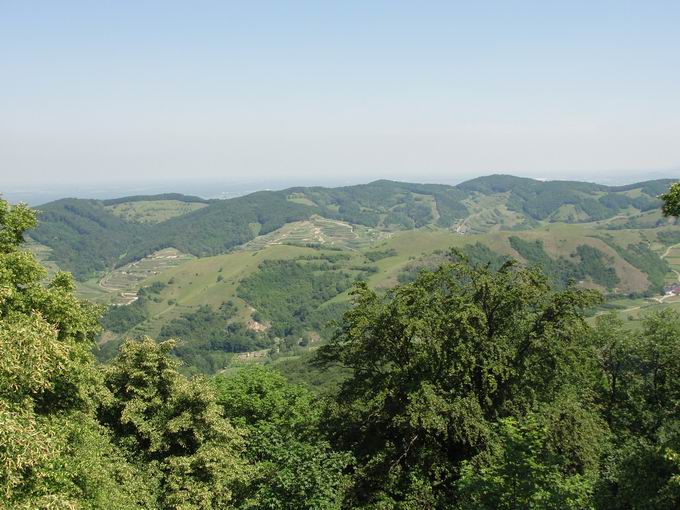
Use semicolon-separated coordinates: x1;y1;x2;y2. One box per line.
599;242;680;329
127;222;671;336
138;245;327;338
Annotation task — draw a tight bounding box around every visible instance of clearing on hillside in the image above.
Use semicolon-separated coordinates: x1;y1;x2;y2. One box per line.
106;199;208;223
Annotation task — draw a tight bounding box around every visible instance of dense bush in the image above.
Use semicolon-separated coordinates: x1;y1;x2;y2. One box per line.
364;248;397;262
100;298;148;333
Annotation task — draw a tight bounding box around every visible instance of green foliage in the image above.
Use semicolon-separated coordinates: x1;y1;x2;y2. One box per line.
0;200;37;252
158;304;267;373
268;352;352;395
237;258;355;338
31;192;316;279
101;299;149;333
316;259;601;507
0;198;152;509
134;191;316;260
431;189;470;227
457;242;512;268
399;244;511;284
295;180;467;228
590;311;680;509
5;194;680;508
661;182;680;218
460;175;670;221
621;243;669;291
100;338;250;509
102;193;210;207
364;248;398;262
461;176;594;220
142;281;167;294
31;177;674;281
574;245;620;289
457;413;599;509
598;237;668;291
30;198;149;279
214;366;351;509
657;229;680;245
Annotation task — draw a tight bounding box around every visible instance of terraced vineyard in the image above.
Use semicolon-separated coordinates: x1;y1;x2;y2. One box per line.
241;215;392;251
98;248;195;304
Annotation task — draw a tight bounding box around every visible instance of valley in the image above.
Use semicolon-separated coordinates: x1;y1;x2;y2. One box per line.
25;175;680;375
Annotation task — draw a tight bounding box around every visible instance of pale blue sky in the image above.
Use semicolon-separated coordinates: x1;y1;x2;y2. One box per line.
2;1;679;189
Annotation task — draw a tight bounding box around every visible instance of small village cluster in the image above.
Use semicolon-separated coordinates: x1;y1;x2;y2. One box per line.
663;282;680;296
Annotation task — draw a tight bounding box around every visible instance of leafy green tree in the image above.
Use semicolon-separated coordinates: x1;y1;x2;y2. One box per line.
592;310;680;509
0;198;153;509
316;258;600;507
214;366;351;510
636;310;680;438
661;182;680;217
100;337;250;509
589;314;637;430
457;413;599;509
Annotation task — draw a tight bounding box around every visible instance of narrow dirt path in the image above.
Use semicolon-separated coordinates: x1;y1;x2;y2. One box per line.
661;243;680;260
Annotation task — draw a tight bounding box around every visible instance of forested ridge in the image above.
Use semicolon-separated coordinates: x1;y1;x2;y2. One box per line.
30;175;671;280
2;189;680;509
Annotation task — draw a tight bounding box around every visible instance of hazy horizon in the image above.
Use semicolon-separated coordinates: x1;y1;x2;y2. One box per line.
2;2;680;191
5;169;679;207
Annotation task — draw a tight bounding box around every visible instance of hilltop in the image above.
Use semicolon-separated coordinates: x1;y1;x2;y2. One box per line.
30;175;672;279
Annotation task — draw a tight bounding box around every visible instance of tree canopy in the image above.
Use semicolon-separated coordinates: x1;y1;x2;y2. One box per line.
316;256;604;508
661;182;680;218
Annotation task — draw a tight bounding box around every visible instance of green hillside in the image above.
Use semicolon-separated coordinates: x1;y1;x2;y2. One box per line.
30;176;671;280
22;175;680;375
91;221;680;373
106;199;209;223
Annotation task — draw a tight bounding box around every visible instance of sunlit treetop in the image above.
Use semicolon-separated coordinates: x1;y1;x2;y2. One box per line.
661;182;680;218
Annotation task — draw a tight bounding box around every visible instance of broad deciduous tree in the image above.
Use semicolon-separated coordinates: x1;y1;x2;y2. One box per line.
316;256;601;507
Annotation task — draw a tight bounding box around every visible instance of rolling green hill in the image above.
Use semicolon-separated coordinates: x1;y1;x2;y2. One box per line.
30;175;671;280
21;175;680;374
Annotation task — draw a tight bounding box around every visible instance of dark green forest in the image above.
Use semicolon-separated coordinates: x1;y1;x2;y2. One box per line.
458;175;665;220
158;303;267;375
